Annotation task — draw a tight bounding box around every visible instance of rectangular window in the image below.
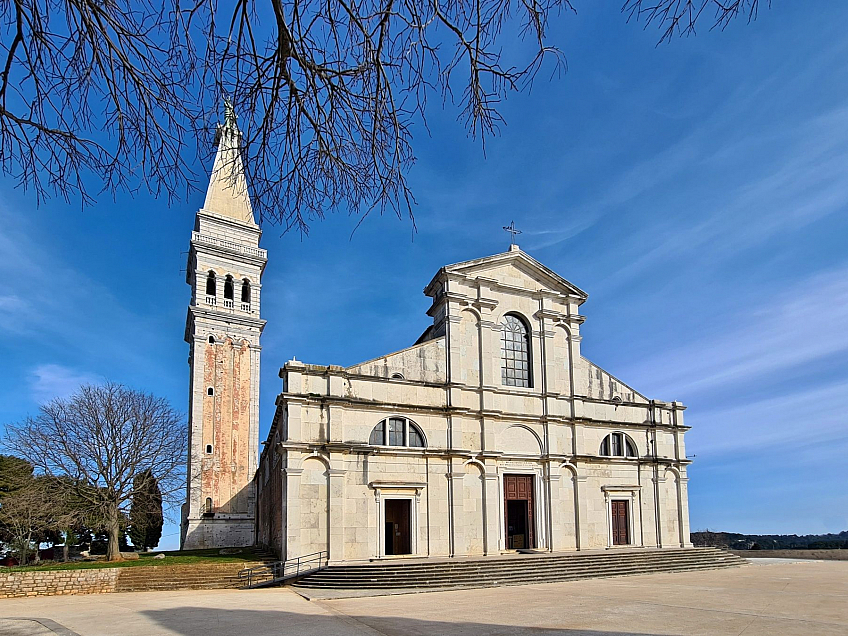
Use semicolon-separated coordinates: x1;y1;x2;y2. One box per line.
388;418;404;446
611;433;622;457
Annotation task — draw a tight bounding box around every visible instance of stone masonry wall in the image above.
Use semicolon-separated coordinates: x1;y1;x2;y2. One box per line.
0;561;258;598
0;569;119;598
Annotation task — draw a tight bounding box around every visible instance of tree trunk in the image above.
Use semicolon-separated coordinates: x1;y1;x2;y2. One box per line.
62;532;70;562
19;533;31;567
106;506;123;562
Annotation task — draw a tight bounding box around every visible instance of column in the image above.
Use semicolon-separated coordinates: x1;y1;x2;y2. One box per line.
283;467;302;561
328;469;346;562
544;472;561;552
483;472;501;554
679;476;693;547
448;472;465;557
575;475;589;551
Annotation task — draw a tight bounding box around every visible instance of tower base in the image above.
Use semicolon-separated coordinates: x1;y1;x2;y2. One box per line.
181;513;255;550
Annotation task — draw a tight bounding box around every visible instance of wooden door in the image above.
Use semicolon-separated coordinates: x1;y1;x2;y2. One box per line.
611;500;629;546
503;475;535;548
385;499;411;555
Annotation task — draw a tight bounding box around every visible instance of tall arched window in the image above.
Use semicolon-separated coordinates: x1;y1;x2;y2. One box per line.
241;279;251;303
369;417;425;448
224;275;234;300
600;432;638;458
501;314;531;387
205;271;216;296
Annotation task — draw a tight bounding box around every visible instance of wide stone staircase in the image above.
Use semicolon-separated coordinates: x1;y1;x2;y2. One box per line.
291;547;745;596
114;550;276;592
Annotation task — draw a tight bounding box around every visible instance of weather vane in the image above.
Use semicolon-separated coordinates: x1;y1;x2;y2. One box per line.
503;221;522;247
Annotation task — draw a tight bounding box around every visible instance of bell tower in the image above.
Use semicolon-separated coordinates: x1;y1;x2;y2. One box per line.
180;101;267;549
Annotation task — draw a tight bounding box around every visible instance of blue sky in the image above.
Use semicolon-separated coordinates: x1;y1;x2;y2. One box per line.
1;3;847;549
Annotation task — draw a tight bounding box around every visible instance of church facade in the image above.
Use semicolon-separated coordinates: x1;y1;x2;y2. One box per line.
254;247;693;561
182;107;693;559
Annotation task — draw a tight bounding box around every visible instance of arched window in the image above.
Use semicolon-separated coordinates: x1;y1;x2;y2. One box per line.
501;314;531;388
203;497;214;517
207;387;214;396
369;417;425;448
205;271;216;296
600;432;638;458
224;275;234;300
241;279;251;303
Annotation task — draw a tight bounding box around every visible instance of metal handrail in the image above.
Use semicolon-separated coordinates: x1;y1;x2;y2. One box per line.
238;551;329;588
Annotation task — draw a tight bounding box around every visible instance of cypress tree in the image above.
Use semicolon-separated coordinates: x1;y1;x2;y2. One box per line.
129;470;163;551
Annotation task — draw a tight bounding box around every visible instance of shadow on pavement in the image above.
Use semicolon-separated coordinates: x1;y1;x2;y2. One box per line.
141;605;677;636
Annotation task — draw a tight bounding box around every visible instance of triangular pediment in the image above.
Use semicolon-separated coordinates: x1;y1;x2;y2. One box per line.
443;248;587;300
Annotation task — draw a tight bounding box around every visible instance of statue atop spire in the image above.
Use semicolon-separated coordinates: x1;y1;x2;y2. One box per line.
223;96;237;129
202;98;255;225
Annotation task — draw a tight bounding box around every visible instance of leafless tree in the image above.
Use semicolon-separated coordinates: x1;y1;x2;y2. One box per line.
1;1;765;229
0;475;70;565
4;382;185;562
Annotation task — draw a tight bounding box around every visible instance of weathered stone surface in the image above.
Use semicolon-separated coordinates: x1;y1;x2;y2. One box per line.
181;109;265;550
0;569;119;599
256;244;692;562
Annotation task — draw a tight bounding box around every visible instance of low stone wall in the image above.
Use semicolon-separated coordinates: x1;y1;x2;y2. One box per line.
0;568;119;599
0;561;260;598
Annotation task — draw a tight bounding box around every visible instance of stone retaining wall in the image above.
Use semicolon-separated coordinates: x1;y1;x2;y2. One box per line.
0;561;260;598
0;568;119;598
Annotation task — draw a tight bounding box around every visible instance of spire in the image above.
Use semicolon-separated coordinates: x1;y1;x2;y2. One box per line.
202;98;255;225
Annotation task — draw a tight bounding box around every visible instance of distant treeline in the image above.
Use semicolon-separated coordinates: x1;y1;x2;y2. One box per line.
692;529;848;550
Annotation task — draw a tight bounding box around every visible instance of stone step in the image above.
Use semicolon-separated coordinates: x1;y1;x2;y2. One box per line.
293;562;741;590
304;555;742;579
292;548;745;592
326;547;727;564
298;559;740;583
319;549;731;570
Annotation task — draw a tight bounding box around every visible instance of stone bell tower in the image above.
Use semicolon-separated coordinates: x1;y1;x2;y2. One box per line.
180;101;267;549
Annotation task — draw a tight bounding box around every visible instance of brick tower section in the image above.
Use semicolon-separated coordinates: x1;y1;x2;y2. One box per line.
180;102;267;549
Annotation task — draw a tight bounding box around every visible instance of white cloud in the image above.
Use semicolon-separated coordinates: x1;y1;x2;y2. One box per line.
687;379;848;455
0;294;32;333
28;364;102;404
631;266;848;397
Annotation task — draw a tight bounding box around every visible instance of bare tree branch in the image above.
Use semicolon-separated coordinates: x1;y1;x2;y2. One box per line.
0;1;765;230
4;382;185;561
622;0;765;44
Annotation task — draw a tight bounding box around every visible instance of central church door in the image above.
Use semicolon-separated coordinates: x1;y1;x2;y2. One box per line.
504;475;535;549
384;499;411;555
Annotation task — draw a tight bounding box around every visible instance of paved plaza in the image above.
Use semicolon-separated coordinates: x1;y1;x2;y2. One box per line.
0;560;845;636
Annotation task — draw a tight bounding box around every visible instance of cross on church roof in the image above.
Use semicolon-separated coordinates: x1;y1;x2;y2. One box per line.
503;221;522;247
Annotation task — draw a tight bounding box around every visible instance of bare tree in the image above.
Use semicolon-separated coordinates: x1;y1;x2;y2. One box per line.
1;1;766;230
0;475;70;565
4;382;185;562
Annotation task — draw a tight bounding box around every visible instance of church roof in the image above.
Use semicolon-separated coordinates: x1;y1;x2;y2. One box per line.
435;245;588;301
201;100;256;225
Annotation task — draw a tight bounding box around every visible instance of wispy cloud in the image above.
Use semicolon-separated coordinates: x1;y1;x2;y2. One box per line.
0;203;156;366
28;364;102;405
0;294;32;333
689;379;848;455
598;108;848;290
628;266;848;397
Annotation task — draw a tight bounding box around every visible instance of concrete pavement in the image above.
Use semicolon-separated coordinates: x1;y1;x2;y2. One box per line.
0;560;845;635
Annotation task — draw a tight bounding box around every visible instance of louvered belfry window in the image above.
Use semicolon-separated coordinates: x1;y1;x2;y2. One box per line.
501;314;531;387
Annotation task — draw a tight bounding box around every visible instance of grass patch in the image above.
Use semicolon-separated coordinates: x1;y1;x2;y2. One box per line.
0;548;265;572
